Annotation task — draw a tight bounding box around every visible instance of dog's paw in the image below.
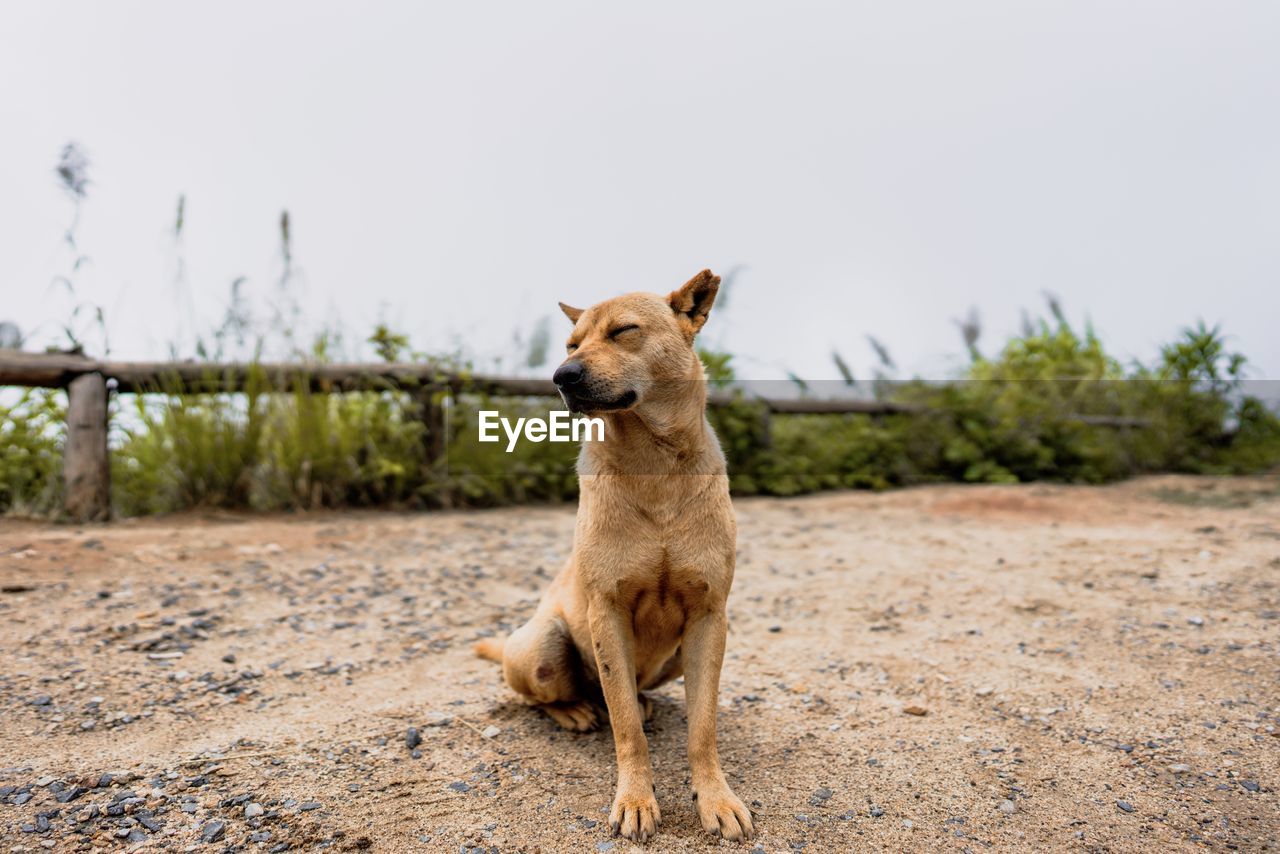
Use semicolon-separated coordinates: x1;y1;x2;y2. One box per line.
609;786;661;843
693;783;754;841
542;701;600;732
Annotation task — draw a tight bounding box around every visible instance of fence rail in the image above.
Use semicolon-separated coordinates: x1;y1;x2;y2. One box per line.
0;350;1146;522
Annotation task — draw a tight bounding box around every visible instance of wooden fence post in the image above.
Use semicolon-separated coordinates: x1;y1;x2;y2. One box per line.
64;372;110;522
417;387;447;469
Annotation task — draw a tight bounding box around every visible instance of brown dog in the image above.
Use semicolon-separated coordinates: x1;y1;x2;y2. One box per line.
475;270;753;843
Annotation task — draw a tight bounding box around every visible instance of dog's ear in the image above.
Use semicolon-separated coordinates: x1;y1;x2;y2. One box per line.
667;269;720;337
558;302;584;324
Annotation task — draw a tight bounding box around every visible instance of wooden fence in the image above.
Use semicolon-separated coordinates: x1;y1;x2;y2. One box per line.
0;350;1147;522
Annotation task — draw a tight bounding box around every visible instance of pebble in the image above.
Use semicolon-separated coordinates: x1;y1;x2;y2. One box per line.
975;687;995;697
809;787;833;806
405;727;422;750
56;785;89;803
1240;780;1260;792
902;705;928;717
200;820;226;843
1187;616;1205;626
1169;764;1192;774
1116;800;1135;813
425;712;452;727
869;805;884;817
481;725;501;739
998;799;1016;815
245;802;264;818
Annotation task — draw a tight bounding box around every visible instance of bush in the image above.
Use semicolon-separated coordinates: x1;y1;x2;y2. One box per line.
882;317;1280;485
0;390;65;515
113;379;433;516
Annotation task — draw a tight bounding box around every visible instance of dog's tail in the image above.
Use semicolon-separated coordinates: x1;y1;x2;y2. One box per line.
473;637;504;663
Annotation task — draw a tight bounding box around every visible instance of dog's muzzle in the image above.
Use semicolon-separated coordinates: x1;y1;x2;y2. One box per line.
554;362;636;413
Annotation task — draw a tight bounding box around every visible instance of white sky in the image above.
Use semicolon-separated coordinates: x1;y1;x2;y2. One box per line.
2;1;1277;381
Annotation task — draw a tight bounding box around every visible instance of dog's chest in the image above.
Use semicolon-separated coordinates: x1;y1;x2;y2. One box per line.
617;555;714;643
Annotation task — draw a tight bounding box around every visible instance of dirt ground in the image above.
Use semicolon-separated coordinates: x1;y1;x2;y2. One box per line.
1;476;1277;853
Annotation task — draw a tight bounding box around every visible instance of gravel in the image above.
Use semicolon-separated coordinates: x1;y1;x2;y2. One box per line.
2;478;1276;851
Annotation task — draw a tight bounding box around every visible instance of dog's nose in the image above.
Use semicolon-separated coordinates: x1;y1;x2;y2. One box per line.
553;361;586;387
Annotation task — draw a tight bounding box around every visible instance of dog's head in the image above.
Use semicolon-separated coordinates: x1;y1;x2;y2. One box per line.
553;269;720;414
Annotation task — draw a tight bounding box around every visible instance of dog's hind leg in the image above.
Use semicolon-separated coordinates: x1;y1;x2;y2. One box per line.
542;700;600;732
496;612;601;732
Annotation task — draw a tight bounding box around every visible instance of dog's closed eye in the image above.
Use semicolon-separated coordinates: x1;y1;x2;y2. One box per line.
608;324;640;339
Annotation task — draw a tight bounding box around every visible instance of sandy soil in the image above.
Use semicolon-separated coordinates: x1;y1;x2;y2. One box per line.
1;475;1277;853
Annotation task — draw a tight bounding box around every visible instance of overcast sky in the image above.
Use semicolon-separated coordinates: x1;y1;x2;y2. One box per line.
2;1;1277;382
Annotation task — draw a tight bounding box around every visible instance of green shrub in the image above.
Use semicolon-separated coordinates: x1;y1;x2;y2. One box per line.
884;317;1280;485
441;393;580;507
0;390;65;515
253;385;428;510
113;381;433;515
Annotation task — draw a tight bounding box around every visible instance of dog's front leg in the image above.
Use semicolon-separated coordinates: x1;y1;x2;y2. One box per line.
683;607;754;840
588;600;660;842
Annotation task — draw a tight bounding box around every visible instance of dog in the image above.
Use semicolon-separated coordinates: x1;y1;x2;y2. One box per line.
475;269;753;843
